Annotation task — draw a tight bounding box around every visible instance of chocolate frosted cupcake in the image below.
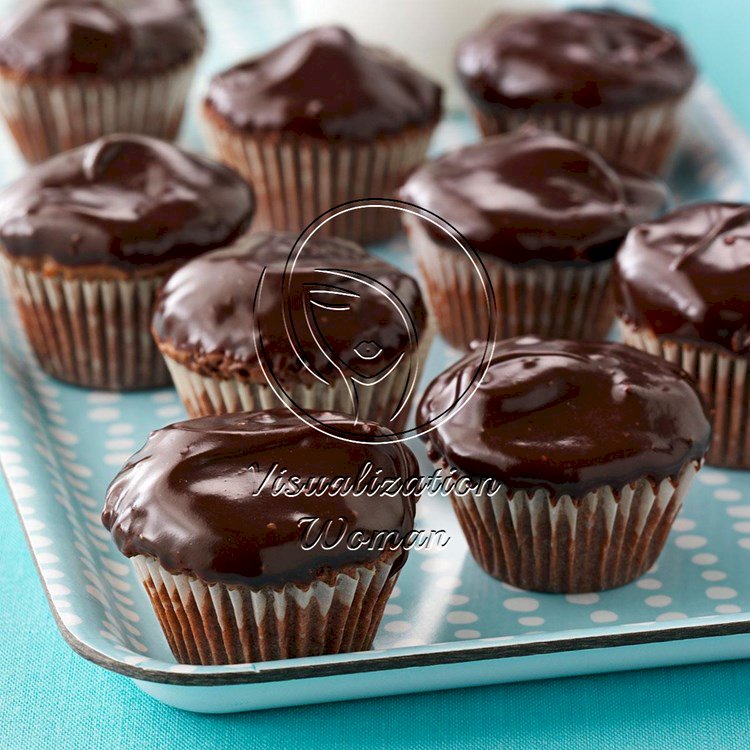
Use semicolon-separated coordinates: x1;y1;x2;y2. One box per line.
152;231;432;433
615;202;750;468
0;0;205;163
400;129;667;349
0;134;254;389
456;10;696;174
419;338;710;593
202;26;442;243
102;409;418;664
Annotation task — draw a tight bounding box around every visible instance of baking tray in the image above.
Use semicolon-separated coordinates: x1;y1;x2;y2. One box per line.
3;1;750;713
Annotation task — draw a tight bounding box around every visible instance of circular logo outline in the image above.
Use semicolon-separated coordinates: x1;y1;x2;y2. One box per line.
253;198;496;444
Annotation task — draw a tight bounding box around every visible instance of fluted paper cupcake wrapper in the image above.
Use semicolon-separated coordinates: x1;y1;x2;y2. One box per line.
0;255;170;389
438;461;698;593
202;114;436;244
468;96;686;175
0;58;198;163
620;322;750;468
160;324;434;432
405;215;613;349
132;552;400;665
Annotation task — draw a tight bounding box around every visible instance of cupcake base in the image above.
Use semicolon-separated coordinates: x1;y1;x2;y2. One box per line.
440;461;699;593
158;324;434;432
467;96;686;175
405;215;613;349
1;254;171;389
132;551;401;665
202;105;437;244
620;322;750;469
0;59;198;163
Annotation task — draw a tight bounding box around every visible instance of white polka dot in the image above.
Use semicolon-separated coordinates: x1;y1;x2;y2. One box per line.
4;465;27;479
0;451;21;464
88;407;119;422
715;489;742;502
384;603;402;616
672;518;696;532
435;576;462;590
590;610;618;623
25;519;44;532
87;392;120;404
59;612;82;628
706;586;737;600
14;484;36;500
519;616;545;627
702;570;727;582
384;620;411;633
390;586;401;599
715;604;742;614
0;435;19;447
62;461;91;478
155;405;182;419
420;557;453;573
692;553;719;565
151;392;176;403
738;538;750;550
447;611;478;625
636;578;662;590
645;595;672;608
36;553;59;565
104;438;135;451
503;597;539;613
47;583;70;597
655;612;688;621
565;593;599;605
448;594;469;606
49;427;78;446
454;629;481;639
104;453;132;466
107;423;134;436
734;521;750;534
698;471;730;485
675;535;708;549
727;505;750;518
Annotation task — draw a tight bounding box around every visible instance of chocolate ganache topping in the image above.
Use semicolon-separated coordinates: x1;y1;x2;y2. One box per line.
0;134;254;271
418;338;710;497
152;232;428;384
399;129;667;264
456;9;696;113
0;0;205;77
204;25;442;140
102;410;419;586
614;202;750;356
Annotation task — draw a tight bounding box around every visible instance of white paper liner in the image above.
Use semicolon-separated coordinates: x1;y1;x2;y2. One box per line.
202;116;436;244
0;59;198;162
468;96;686;175
404;215;613;349
0;254;170;389
440;461;699;593
132;553;400;665
620;321;750;468
160;322;434;431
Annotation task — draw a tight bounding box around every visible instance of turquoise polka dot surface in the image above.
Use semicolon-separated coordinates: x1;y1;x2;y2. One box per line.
1;0;750;716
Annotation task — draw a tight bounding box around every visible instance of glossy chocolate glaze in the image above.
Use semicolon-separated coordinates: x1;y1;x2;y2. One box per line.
204;25;442;140
102;410;419;587
0;0;205;77
456;9;695;113
152;231;428;383
0;134;254;270
419;338;710;497
614;202;750;355
399;129;667;264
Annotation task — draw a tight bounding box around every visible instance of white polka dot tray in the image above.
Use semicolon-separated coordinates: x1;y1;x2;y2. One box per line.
2;79;750;712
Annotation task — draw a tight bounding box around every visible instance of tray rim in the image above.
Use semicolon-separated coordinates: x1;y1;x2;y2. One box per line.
6;460;750;687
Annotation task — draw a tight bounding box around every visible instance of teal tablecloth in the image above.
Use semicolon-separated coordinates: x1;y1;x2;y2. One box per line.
3;0;750;747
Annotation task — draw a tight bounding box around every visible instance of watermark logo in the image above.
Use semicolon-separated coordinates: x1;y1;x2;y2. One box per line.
253;199;496;444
